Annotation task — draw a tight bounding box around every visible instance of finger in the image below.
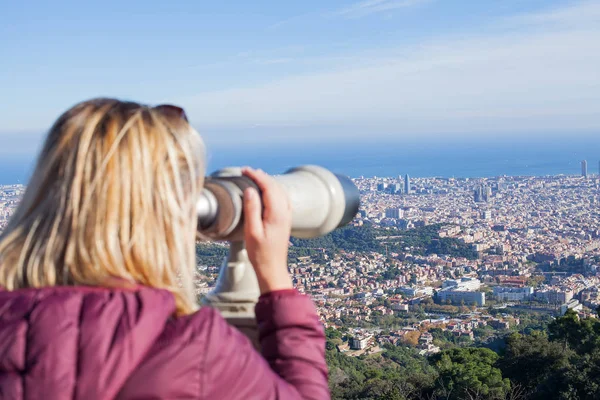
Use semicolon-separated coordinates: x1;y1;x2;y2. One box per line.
249;169;291;224
243;187;264;240
242;168;273;194
242;168;284;220
253;170;289;224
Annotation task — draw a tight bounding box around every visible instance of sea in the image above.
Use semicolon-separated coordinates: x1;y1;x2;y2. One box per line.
1;134;599;185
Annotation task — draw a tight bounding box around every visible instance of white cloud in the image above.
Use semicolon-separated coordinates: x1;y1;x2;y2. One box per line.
335;0;430;19
180;1;600;143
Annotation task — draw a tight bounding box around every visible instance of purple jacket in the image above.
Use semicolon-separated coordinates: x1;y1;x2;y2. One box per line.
0;286;329;399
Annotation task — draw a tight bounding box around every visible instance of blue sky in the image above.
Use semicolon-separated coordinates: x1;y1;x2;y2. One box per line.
1;0;599;152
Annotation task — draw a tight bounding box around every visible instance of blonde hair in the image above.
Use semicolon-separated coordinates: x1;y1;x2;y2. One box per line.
0;98;204;315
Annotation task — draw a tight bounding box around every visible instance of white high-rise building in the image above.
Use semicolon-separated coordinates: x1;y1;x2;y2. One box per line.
385;207;404;219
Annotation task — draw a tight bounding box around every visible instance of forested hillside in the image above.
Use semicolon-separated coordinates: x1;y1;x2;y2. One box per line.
327;310;600;399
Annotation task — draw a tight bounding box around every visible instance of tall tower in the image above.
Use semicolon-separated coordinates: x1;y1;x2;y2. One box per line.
483;186;493;202
582;160;588;178
474;185;483;202
404;174;411;194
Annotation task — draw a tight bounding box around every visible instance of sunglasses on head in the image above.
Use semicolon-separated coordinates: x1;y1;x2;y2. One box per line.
153;104;189;123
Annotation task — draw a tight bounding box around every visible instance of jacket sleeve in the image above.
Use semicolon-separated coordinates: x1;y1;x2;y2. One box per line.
202;290;330;400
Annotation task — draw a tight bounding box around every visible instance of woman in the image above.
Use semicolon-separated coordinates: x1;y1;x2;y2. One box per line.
0;99;329;399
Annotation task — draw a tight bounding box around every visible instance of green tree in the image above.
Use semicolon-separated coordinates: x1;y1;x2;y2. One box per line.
548;309;600;353
561;348;600;399
327;340;437;399
498;331;572;399
430;347;510;400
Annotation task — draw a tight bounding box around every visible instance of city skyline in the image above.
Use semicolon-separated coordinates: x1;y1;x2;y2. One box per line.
2;154;600;186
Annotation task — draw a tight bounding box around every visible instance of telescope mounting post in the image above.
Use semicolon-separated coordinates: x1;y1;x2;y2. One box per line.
201;241;261;347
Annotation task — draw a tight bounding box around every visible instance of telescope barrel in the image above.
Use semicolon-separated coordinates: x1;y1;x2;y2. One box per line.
197;165;360;241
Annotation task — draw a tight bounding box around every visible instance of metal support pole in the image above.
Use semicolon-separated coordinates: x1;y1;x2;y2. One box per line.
202;241;261;347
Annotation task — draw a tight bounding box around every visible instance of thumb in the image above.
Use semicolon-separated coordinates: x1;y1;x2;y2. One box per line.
243;187;264;240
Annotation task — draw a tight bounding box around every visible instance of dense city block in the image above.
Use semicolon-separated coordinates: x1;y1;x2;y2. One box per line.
195;173;600;399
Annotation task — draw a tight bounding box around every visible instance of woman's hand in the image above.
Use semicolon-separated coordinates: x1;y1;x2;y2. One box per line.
242;168;294;294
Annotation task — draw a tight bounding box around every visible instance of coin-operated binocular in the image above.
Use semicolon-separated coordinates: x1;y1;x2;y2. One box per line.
199;165;360;341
